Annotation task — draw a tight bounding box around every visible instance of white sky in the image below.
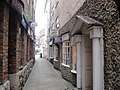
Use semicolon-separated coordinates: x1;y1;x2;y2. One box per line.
35;0;46;36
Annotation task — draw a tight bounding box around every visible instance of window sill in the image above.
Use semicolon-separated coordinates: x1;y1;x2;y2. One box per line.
71;70;77;74
54;59;58;61
62;63;70;68
50;57;54;59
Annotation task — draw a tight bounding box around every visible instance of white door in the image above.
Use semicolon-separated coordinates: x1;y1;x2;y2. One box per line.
82;35;93;90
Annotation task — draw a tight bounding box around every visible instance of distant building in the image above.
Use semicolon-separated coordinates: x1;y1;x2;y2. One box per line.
35;36;40;54
39;28;47;58
47;0;120;90
44;0;51;60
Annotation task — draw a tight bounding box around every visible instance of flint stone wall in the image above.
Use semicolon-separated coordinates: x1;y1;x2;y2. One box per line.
53;60;60;70
61;65;76;86
19;59;34;90
60;0;120;89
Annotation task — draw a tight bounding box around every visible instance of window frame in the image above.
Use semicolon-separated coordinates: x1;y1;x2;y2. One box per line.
62;41;70;65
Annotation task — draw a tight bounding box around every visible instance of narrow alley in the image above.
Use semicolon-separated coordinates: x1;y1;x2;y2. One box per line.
23;55;75;90
1;0;120;90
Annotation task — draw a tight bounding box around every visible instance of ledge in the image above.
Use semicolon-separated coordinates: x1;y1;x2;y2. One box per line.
54;59;58;61
62;63;70;68
71;70;77;74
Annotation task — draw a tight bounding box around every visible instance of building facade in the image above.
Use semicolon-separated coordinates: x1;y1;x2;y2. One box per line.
0;0;36;90
47;0;120;90
39;28;47;58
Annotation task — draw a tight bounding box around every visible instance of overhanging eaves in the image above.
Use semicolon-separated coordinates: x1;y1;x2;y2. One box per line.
76;15;103;26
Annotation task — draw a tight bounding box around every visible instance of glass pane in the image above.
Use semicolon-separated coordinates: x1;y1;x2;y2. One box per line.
68;47;69;53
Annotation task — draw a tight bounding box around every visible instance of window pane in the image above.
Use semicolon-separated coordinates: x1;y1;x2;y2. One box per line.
62;41;70;65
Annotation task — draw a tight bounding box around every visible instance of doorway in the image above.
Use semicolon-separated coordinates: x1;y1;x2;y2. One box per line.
82;35;93;90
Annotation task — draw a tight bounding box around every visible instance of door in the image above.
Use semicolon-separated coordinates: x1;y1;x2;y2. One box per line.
82;35;93;90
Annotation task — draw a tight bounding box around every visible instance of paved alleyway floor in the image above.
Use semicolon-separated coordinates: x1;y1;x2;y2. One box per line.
23;55;76;90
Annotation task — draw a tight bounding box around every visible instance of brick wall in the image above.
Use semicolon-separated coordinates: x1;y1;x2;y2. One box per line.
0;1;9;84
30;39;35;60
8;10;20;74
27;36;30;62
24;31;28;64
0;1;35;90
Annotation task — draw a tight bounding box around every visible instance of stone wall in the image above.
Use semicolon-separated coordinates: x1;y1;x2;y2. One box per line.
60;0;120;89
19;59;34;90
50;58;54;64
53;60;60;70
61;65;76;86
77;0;120;89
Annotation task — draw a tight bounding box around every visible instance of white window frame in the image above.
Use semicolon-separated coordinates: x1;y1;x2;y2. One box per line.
62;41;70;65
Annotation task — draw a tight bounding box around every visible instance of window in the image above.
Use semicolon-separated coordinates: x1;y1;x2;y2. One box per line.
62;41;70;65
50;46;54;58
54;45;58;61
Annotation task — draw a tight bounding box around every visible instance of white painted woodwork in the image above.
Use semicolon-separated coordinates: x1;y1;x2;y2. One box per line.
90;26;104;90
74;35;82;89
83;35;93;90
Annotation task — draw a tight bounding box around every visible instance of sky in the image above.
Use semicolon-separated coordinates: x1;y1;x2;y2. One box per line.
35;0;47;36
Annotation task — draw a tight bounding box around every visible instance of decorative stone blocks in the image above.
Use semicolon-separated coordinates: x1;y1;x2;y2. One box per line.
61;65;76;86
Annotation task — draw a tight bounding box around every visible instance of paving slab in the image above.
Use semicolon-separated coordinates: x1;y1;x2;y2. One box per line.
23;55;75;90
